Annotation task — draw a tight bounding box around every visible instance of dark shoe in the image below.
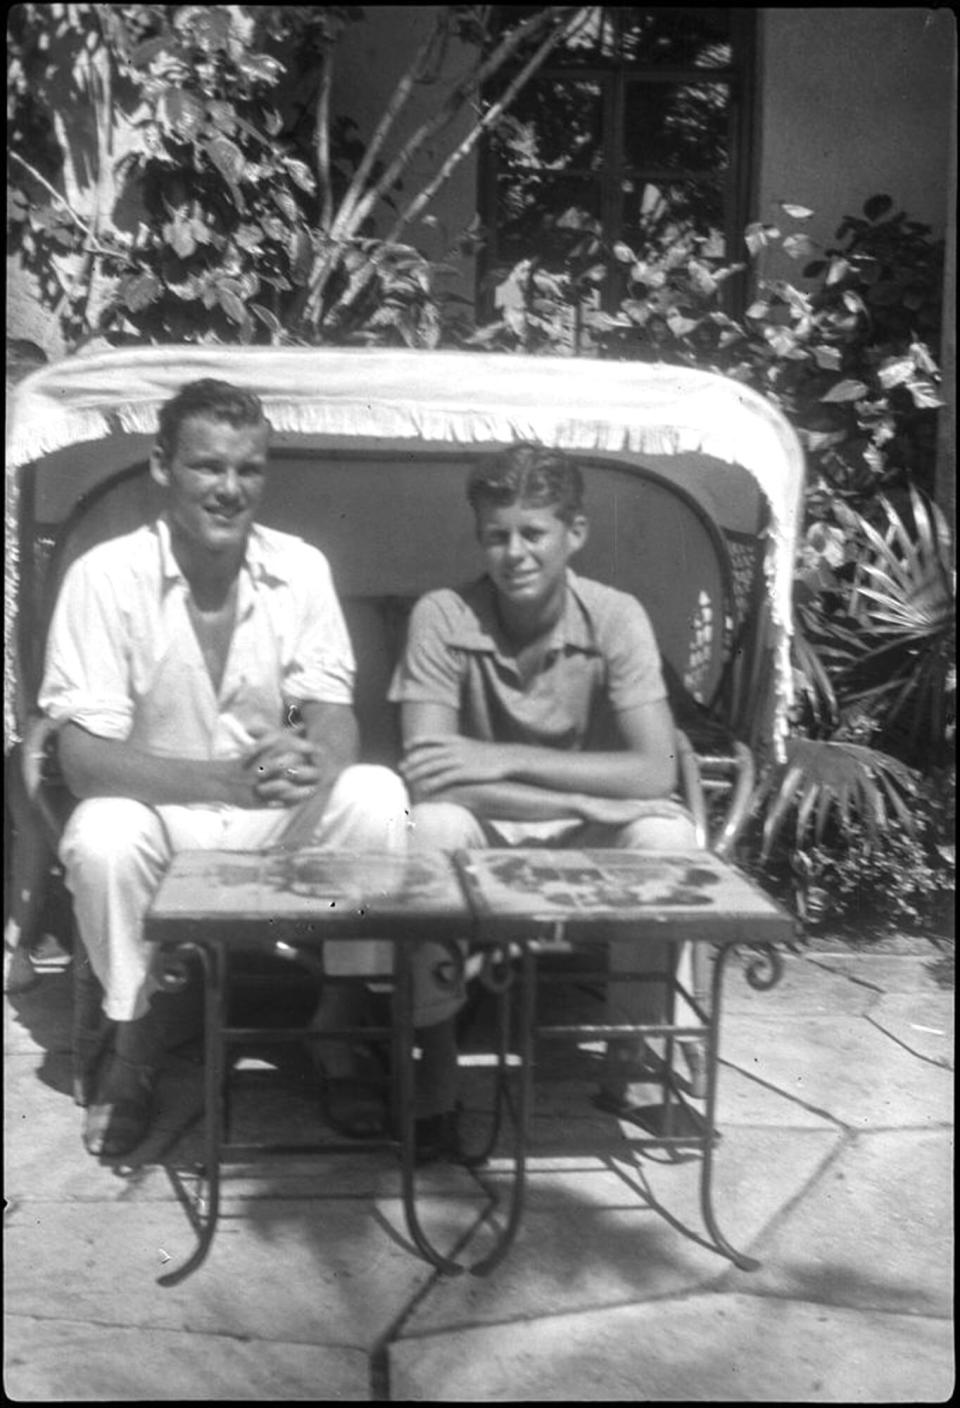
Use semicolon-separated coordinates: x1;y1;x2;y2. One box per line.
82;1056;154;1158
410;1108;462;1165
320;1074;388;1139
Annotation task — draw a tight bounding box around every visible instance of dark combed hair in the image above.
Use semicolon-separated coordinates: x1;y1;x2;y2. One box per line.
156;379;267;457
466;443;584;524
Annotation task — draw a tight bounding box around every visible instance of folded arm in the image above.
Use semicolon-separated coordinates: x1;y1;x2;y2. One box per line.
57;700;359;815
399;700;678;822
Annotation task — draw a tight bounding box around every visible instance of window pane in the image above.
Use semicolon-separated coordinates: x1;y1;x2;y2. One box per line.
621;179;726;259
624;82;730;173
617;8;733;68
493;78;604;174
494;175;603;268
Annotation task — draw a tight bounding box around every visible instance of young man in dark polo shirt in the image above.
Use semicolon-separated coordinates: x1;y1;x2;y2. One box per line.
390;442;702;1144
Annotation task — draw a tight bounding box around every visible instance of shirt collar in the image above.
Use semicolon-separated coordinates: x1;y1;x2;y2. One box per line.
155;518;290;591
450;570;598;656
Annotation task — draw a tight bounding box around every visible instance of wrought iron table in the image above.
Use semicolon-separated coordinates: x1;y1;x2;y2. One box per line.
146;845;792;1285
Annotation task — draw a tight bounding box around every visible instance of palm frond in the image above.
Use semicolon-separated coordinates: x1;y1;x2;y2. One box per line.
757;738;920;862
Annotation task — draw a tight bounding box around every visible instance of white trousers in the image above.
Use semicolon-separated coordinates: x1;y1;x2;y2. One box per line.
59;765;411;1023
410;799;703;1027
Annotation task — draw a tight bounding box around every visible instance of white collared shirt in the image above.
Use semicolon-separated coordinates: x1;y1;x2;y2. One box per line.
40;518;355;759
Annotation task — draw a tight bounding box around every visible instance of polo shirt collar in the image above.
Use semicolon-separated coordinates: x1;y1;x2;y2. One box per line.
451;570;598;656
155;517;290;591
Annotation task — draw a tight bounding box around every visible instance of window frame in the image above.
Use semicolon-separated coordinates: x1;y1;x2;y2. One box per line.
477;6;757;322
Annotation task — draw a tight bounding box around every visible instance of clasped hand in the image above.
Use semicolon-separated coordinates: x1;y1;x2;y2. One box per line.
239;726;322;807
401;735;507;797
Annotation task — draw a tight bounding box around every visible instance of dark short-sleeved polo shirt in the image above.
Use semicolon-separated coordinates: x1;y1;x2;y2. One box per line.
388;571;667;751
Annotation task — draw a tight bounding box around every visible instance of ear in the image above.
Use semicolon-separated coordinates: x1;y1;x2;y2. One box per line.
149;443;171;489
566;514;588;555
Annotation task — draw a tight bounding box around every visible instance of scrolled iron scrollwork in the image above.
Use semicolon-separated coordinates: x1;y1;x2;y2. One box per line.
429;937;468;993
478;945;516;994
740;942;784;991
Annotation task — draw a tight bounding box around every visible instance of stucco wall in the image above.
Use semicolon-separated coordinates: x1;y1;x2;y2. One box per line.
754;7;955;256
331;6;479;296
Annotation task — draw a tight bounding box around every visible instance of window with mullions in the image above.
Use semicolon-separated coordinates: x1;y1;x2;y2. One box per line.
479;7;755;327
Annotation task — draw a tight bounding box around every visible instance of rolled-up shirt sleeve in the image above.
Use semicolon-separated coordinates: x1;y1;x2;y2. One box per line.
39;553;135;739
283;545;356;706
388;592;464;709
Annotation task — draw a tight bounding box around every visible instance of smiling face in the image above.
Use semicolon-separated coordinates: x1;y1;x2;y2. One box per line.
476;500;587;623
150;413;268;565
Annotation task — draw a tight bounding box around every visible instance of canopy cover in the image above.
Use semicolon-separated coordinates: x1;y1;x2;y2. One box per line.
6;345;805;755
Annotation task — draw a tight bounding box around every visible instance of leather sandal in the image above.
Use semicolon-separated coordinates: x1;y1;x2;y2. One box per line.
82;1056;155;1159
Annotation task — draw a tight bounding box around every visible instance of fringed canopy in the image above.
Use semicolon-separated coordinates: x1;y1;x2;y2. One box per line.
6;345;805;756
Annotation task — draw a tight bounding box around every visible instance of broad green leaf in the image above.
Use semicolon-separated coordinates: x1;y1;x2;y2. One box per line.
218;287;247;325
782;232;816;260
235;223;263;251
164;216;196;259
820;379;868;403
812;345;842;371
261;216;286;241
877;355;915;390
612;241;635;263
744;223;780;256
206;100;237;135
237;53;284;85
800;427;847;452
909;339;940;375
288;229;313;287
764;326;798;357
666;310;698;338
284;158;316;194
158;89;204;140
779;202;815;220
204;135;245;187
121;271;162;312
825;256;850;286
686;259;717;294
908;378;945;409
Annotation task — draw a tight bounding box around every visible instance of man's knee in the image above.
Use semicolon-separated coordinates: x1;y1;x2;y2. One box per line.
410;801;483;851
328;763;408;817
616;807;700;852
59;797;168;880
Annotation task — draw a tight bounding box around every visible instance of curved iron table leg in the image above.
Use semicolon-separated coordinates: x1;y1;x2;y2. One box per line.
158;937;224;1287
396;940;530;1276
466;942;532;1277
696;939;782;1271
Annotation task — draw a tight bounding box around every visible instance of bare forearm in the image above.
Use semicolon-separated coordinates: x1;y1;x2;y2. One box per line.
489;742;677;799
58;725;254;808
299;702;359;791
421;779;590;821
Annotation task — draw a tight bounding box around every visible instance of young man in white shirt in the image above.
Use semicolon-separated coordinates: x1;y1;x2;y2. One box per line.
41;379;414;1157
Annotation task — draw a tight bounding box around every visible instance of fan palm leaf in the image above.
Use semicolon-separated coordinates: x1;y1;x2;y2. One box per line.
756;737;920;862
838;489;955;765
